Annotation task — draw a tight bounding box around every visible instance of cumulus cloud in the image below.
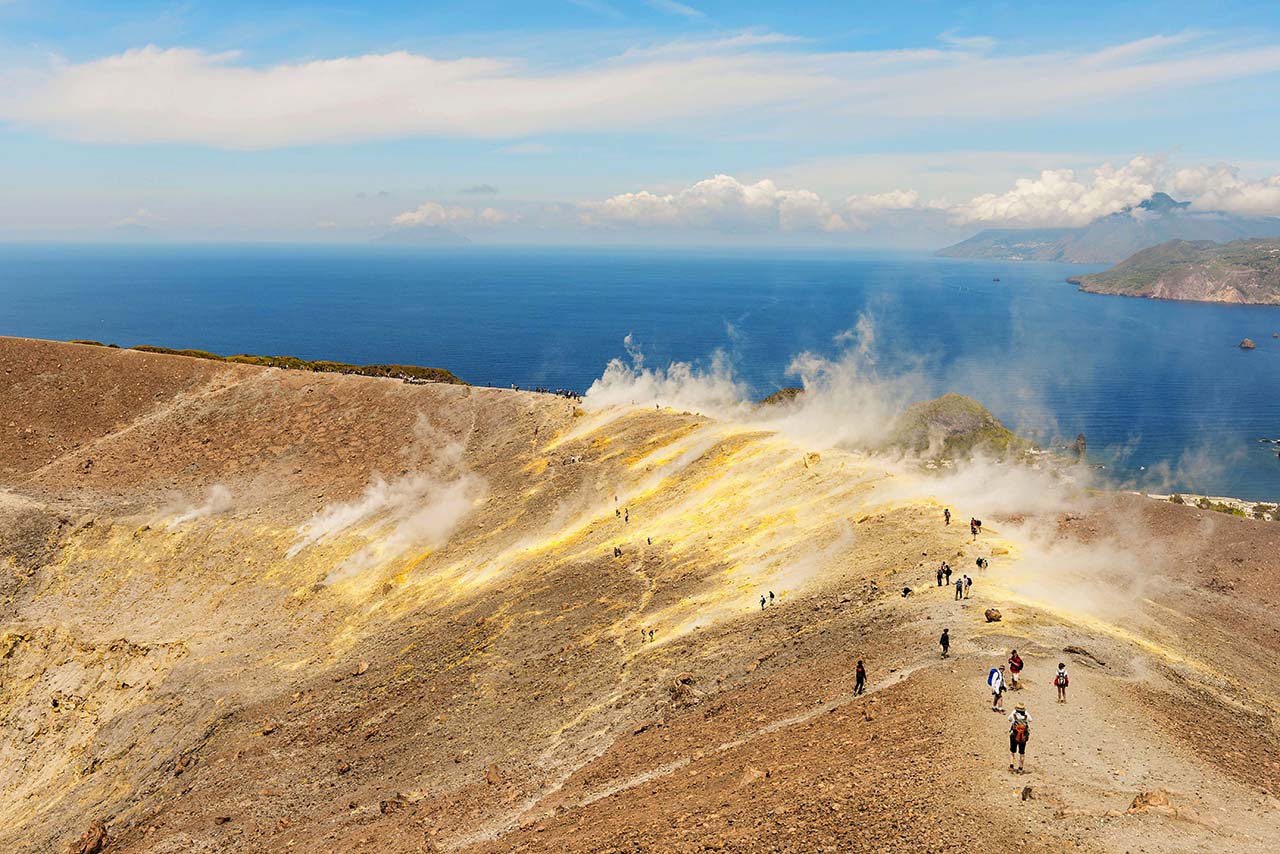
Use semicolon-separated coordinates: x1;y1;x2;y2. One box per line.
4;33;1280;148
950;155;1163;227
113;207;162;227
1171;164;1280;217
391;201;512;227
583;174;848;232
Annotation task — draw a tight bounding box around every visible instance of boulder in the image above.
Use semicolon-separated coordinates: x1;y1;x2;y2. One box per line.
67;821;109;854
1240;338;1256;349
984;608;1002;622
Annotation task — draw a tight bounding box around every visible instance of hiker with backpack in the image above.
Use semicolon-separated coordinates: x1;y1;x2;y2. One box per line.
988;664;1005;711
1008;703;1031;772
944;508;951;526
943;563;952;586
939;628;950;658
854;660;866;696
1054;663;1069;703
1008;650;1023;690
954;577;963;600
963;574;972;598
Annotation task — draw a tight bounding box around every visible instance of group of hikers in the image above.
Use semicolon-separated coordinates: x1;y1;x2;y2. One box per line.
986;651;1071;771
508;384;583;400
935;562;974;599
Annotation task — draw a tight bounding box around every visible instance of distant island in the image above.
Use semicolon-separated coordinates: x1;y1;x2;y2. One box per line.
937;193;1280;264
1065;237;1280;305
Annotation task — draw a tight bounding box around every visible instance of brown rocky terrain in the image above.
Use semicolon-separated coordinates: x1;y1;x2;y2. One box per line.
2;336;1278;853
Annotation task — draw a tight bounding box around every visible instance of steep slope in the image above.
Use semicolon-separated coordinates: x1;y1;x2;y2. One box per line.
2;338;1278;853
1068;237;1280;304
938;193;1280;264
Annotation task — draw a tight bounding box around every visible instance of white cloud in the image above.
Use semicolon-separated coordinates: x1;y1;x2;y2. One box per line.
576;155;1280;236
950;156;1163;227
4;33;1280;149
1171;164;1280;217
646;0;705;19
112;207;162;227
391;201;513;227
582;174;848;232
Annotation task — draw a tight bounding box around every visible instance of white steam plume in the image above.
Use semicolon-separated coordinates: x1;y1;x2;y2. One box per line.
160;484;234;528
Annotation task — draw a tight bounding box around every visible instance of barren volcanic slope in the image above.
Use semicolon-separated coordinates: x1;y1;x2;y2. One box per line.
2;337;1279;853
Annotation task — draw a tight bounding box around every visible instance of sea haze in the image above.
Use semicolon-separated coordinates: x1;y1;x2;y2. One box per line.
2;243;1278;500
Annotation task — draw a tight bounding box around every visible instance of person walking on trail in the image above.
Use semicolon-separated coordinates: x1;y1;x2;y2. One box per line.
963;575;972;598
975;557;988;570
988;665;1006;711
970;518;979;539
943;564;952;586
1008;703;1031;773
1054;663;1069;703
1008;650;1024;689
944;508;951;526
854;660;867;696
954;577;964;600
769;591;775;605
939;628;950;658
760;595;767;611
936;565;944;587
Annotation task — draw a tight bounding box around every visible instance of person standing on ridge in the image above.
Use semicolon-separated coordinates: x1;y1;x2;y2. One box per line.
1054;663;1069;703
1008;650;1023;690
854;660;867;696
1008;703;1031;773
939;628;950;658
988;664;1005;711
944;508;951;526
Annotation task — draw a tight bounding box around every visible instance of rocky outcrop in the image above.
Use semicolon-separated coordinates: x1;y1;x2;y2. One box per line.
885;393;1027;458
1072;238;1280;305
1240;338;1257;350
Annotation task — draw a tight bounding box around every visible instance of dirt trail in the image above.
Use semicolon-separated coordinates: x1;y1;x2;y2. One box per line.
1;338;1278;853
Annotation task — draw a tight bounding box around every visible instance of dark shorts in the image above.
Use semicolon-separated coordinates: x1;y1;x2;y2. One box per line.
1009;734;1027;754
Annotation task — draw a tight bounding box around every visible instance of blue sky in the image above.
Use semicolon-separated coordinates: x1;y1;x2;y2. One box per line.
3;0;1280;244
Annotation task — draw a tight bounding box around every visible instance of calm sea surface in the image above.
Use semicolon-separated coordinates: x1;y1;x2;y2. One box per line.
2;244;1278;500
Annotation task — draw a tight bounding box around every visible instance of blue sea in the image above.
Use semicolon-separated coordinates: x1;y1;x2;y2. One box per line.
2;244;1279;500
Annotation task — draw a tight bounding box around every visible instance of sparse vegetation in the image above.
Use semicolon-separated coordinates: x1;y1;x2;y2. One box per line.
70;341;466;384
886;392;1030;458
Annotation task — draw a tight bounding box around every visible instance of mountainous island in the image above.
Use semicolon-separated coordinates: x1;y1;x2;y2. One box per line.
937;193;1280;264
1066;237;1280;304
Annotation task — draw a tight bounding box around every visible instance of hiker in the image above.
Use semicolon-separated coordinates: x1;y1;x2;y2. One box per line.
616;508;621;518
640;628;647;643
975;557;988;570
970;519;978;539
1054;663;1069;703
936;566;944;587
647;536;652;545
760;595;767;611
963;575;972;598
943;564;952;586
988;664;1006;711
625;508;629;523
769;591;775;605
902;586;913;597
1008;703;1031;772
954;577;963;600
939;628;950;658
944;508;951;526
613;546;622;558
1008;650;1023;689
649;629;655;642
854;660;867;695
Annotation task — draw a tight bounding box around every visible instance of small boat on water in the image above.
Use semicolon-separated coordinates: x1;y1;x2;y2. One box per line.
992;277;1000;282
